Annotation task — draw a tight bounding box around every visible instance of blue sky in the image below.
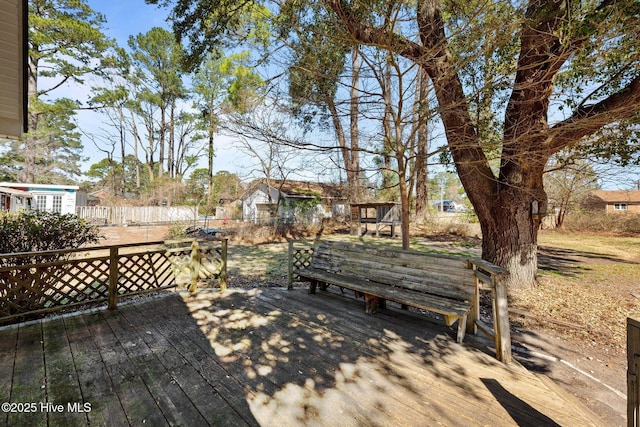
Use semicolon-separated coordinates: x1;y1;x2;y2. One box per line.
89;0;168;43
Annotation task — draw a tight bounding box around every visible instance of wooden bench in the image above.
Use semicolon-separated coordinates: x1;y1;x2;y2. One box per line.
288;239;512;362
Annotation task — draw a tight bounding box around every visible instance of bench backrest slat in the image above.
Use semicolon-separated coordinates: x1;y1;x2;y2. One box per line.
310;240;476;301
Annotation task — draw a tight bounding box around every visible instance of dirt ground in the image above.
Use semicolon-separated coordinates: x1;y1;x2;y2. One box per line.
97;224;632;425
98;224;175;245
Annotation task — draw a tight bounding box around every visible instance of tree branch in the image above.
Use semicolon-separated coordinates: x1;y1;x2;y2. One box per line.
548;75;640;153
324;0;426;67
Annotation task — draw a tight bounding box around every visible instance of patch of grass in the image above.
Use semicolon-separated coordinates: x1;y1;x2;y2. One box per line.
227;242;289;283
538;230;640;262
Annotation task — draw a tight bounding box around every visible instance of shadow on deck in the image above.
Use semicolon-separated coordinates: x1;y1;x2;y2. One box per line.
0;287;604;426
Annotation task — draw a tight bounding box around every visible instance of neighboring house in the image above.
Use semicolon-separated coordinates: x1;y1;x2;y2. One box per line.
76;190;102;207
242;180;347;224
582;190;640;213
0;186;32;212
0;183;79;215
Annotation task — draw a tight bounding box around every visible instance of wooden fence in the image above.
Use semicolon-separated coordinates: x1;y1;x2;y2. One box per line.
76;206;198;225
630;317;640;427
0;238;227;324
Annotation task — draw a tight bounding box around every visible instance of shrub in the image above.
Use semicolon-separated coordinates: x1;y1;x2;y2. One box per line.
166;221;189;240
563;210;640;234
0;210;102;256
0;210;103;314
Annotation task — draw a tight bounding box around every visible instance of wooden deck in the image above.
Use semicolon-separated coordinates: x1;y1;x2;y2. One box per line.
0;287;605;426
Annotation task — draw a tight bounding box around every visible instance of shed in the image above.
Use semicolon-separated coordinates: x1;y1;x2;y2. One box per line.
350;202;401;237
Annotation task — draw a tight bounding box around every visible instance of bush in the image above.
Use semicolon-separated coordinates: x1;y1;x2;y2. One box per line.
0;210;103;314
563;210;640;234
166;221;189;240
0;210;102;256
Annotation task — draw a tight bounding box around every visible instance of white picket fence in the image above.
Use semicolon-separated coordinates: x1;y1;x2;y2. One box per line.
76;206;198;225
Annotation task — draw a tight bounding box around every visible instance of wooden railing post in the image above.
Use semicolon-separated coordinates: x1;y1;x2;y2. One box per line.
629;317;640;427
288;240;294;290
219;239;228;292
188;240;201;293
108;246;119;310
493;276;512;363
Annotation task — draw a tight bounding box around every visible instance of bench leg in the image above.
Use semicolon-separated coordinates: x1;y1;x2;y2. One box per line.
365;294;380;315
466;309;476;335
309;280;317;294
457;313;468;343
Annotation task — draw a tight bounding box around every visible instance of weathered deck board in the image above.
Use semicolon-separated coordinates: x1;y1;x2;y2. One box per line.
86;310;169;426
63;313;130;426
100;308;209;426
0;288;605;427
42;319;88;426
129;293;285;426
113;301;253;426
0;325;16;427
283;286;590;425
258;288;525;424
8;322;47;427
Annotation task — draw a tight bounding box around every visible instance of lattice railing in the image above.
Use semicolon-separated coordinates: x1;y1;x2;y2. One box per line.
0;238;227;324
288;239;315;289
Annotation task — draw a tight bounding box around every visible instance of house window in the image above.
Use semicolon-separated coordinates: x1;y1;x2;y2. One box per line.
36;195;47;211
614;203;628;211
52;195;62;213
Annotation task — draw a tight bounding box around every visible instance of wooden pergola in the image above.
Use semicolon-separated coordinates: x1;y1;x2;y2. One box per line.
350;202;401;237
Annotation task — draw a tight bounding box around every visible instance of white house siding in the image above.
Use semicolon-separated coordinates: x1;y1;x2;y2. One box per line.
0;187;32;212
0;183;78;215
243;187;274;223
243;181;348;224
31;190;76;215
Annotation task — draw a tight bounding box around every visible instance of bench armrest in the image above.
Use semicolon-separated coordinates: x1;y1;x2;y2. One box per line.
468;258;508;276
468;257;512;363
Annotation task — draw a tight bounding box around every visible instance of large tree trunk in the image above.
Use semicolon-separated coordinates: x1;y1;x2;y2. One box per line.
207;128;214;205
168;102;175;179
129;110;142;194
397;162;411;250
475;183;545;289
158;105;166;178
118;107;126;196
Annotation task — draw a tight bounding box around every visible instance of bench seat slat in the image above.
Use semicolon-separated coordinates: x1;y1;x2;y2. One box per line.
296;268;471;318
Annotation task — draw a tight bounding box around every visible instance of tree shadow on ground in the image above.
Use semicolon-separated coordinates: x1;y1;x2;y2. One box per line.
0;285;594;426
537;245;639;278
